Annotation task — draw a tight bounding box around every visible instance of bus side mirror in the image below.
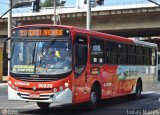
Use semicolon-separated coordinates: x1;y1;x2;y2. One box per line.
3;37;11;61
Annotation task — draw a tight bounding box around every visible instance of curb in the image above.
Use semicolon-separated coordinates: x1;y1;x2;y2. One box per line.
0;83;7;86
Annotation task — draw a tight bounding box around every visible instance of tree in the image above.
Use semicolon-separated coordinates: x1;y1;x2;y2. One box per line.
42;0;63;7
42;0;53;7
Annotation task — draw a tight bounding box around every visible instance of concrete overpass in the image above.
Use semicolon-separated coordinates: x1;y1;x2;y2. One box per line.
1;2;160;38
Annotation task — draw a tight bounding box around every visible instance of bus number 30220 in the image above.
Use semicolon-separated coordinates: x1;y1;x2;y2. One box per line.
38;84;53;88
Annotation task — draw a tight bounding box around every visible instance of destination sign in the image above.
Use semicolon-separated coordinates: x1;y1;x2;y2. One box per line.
19;29;63;37
13;65;34;73
13;27;70;37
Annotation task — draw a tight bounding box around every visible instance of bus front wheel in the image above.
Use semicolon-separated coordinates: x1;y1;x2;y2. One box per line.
37;102;50;109
88;86;99;109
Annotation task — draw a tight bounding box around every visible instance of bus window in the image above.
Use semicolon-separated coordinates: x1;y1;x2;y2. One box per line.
90;38;104;64
118;43;128;65
151;48;157;66
106;41;118;64
74;35;88;78
136;46;144;65
158;52;160;64
144;47;150;65
128;45;136;65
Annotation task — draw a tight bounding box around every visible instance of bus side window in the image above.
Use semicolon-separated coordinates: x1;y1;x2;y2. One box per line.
151;48;157;66
74;35;88;78
106;41;118;64
136;46;143;65
144;47;150;65
128;45;136;65
90;38;104;64
118;43;128;65
158;53;160;64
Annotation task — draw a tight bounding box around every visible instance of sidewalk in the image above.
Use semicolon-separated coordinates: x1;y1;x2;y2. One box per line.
2;76;7;81
0;76;7;86
0;82;7;86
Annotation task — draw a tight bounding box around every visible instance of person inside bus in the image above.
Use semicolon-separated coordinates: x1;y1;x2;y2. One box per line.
39;44;71;71
36;48;59;73
40;48;61;66
48;47;71;70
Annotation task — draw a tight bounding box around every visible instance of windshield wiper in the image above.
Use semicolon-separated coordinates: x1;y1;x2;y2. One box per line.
42;38;56;53
10;42;15;61
32;43;36;65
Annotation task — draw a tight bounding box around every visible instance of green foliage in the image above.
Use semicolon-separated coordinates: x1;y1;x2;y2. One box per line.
42;0;53;7
42;0;64;7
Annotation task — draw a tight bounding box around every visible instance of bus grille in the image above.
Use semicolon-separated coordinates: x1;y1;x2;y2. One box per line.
17;92;54;100
10;72;71;82
14;77;59;82
19;87;52;91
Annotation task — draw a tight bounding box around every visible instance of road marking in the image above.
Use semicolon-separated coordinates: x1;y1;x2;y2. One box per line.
22;104;37;108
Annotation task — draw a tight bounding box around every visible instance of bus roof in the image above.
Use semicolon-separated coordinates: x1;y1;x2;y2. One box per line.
134;40;157;48
13;24;73;30
14;24;157;48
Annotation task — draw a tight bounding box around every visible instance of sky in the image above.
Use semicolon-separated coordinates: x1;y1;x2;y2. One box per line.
0;0;158;15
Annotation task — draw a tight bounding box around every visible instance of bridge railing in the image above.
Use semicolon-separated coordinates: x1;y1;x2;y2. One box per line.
8;1;160;17
105;1;155;7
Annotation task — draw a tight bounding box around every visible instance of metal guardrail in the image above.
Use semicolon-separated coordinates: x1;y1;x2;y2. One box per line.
1;1;159;18
105;1;152;7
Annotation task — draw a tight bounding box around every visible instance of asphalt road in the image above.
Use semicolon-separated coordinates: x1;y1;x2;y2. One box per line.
0;84;160;115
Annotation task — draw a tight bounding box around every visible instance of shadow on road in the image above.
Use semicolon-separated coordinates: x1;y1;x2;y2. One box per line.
19;93;160;115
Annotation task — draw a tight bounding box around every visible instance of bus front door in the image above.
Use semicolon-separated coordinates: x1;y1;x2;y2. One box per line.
73;34;88;103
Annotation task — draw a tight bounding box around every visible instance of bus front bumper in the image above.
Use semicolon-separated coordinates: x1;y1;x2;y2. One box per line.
8;86;72;104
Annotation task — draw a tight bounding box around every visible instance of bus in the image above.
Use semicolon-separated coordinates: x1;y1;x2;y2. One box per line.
4;24;158;109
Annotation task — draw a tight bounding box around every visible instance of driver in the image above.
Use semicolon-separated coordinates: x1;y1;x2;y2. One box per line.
36;47;62;72
43;48;61;64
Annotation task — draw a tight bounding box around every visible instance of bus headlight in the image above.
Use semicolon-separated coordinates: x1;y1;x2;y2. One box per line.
8;81;11;85
64;82;69;88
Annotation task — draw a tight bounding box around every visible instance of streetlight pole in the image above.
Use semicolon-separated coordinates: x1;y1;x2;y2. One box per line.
54;0;56;25
87;0;91;30
8;0;12;75
147;0;160;6
8;0;12;38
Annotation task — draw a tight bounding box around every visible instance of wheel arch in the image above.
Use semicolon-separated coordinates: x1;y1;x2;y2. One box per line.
91;81;102;100
137;77;143;91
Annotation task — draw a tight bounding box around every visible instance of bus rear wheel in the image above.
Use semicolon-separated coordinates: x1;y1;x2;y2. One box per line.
133;80;142;99
37;102;50;109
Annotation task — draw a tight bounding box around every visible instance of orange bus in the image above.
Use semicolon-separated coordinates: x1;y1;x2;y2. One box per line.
4;24;158;109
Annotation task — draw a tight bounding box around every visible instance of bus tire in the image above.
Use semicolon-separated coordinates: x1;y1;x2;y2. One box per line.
37;102;50;109
133;80;142;99
88;86;99;110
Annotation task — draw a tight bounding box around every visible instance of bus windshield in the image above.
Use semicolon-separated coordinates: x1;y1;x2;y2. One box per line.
10;39;72;75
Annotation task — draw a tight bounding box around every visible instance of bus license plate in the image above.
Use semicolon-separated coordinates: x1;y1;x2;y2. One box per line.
29;93;40;98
